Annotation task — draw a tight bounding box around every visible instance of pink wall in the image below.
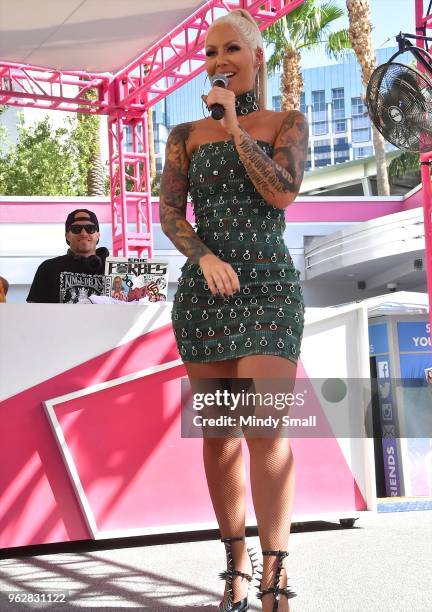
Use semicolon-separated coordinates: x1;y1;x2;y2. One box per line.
0;188;423;225
401;186;424;211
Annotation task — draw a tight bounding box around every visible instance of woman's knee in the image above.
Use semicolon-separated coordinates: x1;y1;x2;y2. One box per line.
245;436;292;456
203;436;242;454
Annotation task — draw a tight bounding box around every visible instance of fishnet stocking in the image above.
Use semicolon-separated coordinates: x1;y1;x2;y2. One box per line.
238;356;297;612
186;355;297;611
248;438;294;612
204;438;252;604
186;361;252;605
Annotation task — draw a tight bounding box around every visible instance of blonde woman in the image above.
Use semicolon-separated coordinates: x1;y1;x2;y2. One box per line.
160;9;308;612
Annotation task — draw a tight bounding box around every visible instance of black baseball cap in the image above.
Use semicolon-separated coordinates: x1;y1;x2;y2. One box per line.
65;209;99;231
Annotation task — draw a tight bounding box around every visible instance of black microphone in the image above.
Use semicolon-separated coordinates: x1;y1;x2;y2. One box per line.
209;73;229;120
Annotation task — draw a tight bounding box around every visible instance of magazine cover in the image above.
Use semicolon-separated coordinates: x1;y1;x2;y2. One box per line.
104;257;168;303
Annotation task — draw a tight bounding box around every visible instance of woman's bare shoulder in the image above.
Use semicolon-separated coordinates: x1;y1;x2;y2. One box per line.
273;109;308;129
167;120;197;144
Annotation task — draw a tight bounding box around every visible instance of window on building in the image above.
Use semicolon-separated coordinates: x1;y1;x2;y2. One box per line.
300;93;306;115
352;115;369;130
156;158;163;173
154;100;167;126
332;88;345;118
352;128;371;143
334;120;346;132
123;124;143;152
124;125;133;151
314;153;331;167
351;97;366;116
273;95;281;112
331;88;345;132
312;90;326;126
314;139;331;152
353;146;374;159
312;90;326;112
334;150;350;163
312;121;328;136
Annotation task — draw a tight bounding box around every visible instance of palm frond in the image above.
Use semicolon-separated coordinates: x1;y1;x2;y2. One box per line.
266;46;288;74
262;19;287;45
388;151;420;179
292;0;344;45
325;29;352;59
267;0;349;53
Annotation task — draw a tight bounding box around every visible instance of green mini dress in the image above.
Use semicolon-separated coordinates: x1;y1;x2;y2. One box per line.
171;91;305;364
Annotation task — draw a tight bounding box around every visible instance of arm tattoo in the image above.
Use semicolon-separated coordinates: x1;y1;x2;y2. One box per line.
235;111;309;206
159;123;212;264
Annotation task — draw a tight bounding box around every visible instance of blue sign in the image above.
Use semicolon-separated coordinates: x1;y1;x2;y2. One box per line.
398;322;432;496
400;353;432;382
375;353;402;496
397;321;432;353
369;323;389;355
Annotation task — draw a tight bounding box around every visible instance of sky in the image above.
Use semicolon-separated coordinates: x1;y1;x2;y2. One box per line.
298;0;417;69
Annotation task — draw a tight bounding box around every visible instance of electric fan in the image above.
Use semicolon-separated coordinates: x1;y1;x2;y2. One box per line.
367;33;432;153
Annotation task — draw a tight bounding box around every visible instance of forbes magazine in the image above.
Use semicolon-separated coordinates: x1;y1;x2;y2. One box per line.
104;257;168;303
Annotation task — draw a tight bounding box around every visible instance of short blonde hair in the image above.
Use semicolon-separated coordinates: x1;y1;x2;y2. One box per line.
206;9;267;110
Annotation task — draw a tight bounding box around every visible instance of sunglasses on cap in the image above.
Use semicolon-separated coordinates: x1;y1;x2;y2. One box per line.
69;224;98;234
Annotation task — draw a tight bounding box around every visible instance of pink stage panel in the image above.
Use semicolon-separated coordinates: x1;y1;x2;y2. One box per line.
53;371;214;531
0;305;366;549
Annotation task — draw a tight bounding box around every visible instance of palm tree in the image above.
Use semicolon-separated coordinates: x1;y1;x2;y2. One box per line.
263;0;351;111
388;151;420;181
86;120;105;196
346;0;390;195
77;84;105;196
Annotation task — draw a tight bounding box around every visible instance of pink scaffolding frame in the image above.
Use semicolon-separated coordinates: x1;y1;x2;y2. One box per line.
0;0;431;329
415;0;432;334
0;0;304;257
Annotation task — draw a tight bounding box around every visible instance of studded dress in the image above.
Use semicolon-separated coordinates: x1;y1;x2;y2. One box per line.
171;91;305;364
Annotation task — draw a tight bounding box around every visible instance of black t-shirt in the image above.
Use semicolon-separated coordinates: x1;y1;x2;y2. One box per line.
27;250;108;303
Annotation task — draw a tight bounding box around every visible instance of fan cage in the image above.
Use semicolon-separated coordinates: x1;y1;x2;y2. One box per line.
367;57;432;153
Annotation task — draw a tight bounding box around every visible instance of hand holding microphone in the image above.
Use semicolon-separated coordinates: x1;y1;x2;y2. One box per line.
202;74;238;135
208;73;229;119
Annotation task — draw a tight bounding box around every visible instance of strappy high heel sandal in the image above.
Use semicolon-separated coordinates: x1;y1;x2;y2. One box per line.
218;536;258;612
256;550;297;611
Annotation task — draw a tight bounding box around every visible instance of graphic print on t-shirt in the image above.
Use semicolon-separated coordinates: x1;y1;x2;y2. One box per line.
60;272;105;303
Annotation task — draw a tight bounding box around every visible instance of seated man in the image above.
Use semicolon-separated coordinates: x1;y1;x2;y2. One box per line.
27;209;109;303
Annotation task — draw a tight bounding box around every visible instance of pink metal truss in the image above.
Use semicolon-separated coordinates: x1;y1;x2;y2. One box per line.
415;0;432;337
0;0;304;257
108;112;153;256
116;0;306;111
0;63;111;114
